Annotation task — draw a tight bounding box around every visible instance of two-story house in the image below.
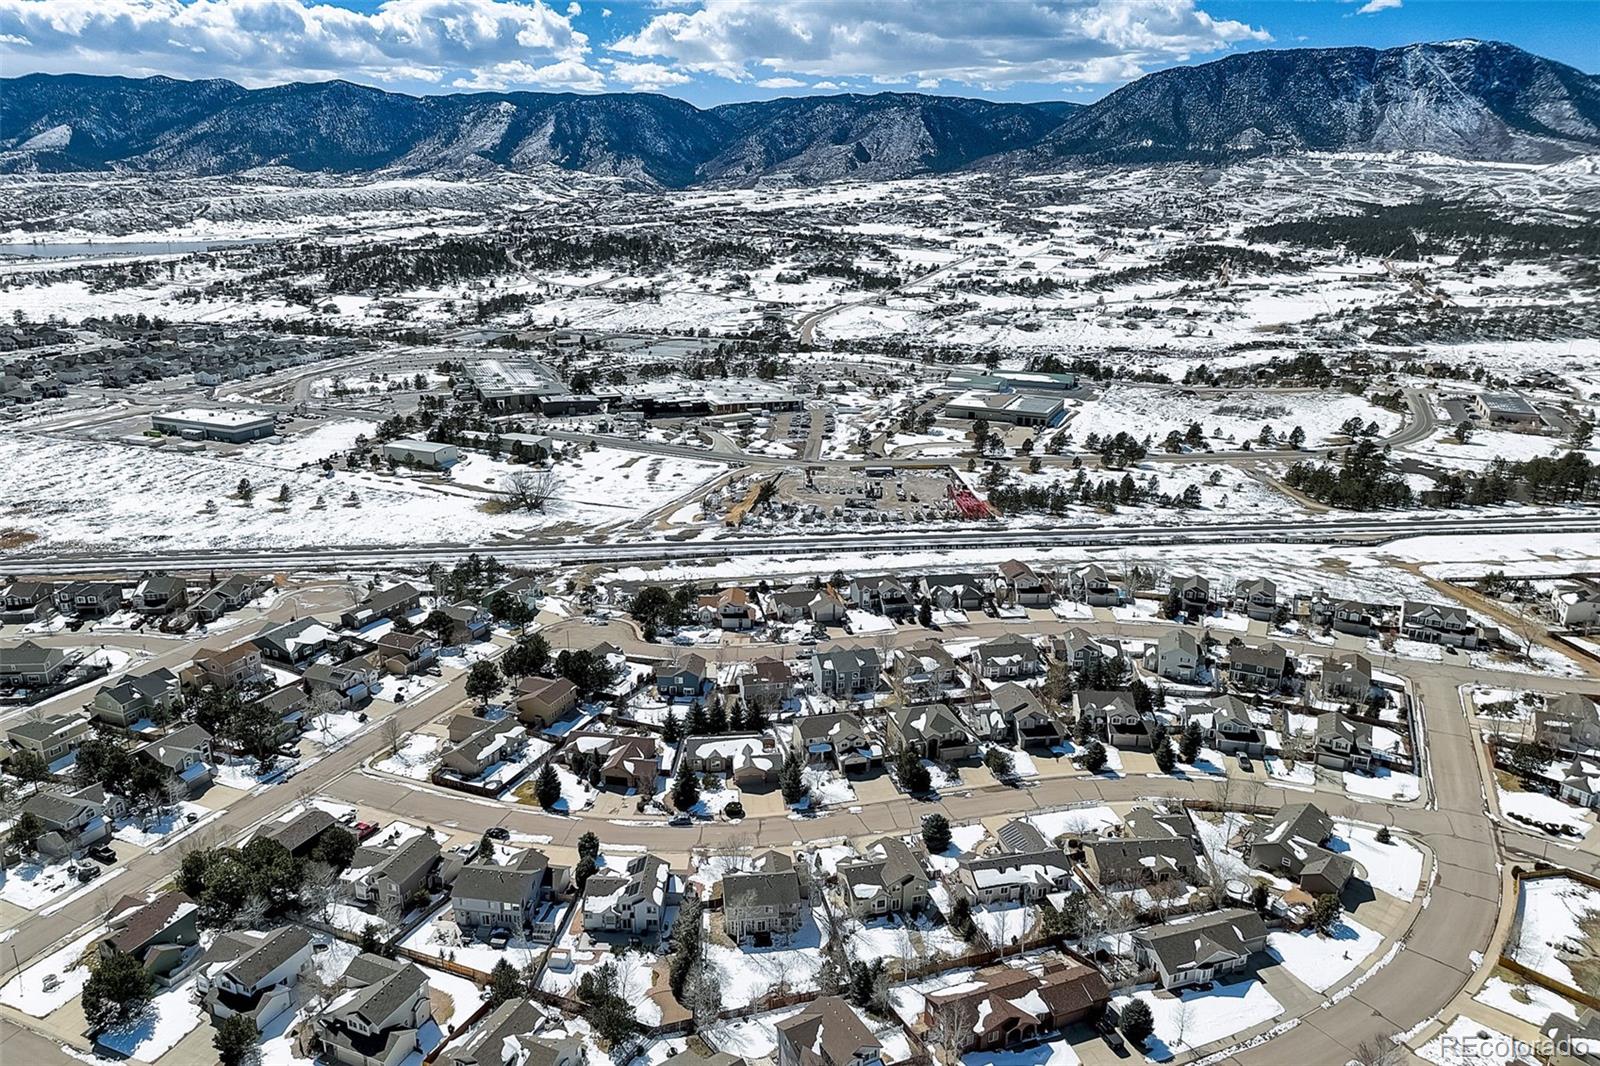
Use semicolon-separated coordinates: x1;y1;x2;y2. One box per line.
437;716;528;783
812;647;882;698
1535;694;1600;755
1074;690;1156;751
1070;564;1126;607
1144;630;1200;683
737;657;793;710
1314;715;1376;773
0;640;74;689
1401;599;1483;649
19;784;115;857
996;561;1052;607
7;713;91;766
1132;909;1267;989
515;675;580;729
836;837;929;920
793;713;882;773
581;853;674;936
1200;695;1267;756
344;835;441;919
971;635;1041;681
697;587;757;631
985;683;1065;748
133;573;187;615
192;641;264;692
1233;577;1279;622
655;654;711;702
1320;653;1374;703
92;668;181;729
451;849;568;942
921;960;1108;1054
722;851;805;942
887;703;978;762
315;953;433;1066
132;724;214;799
1228;642;1288;693
197;925;315;1031
776;997;881;1066
848;576;914;619
102;891;202;987
922;573;985;612
1171;575;1215;617
54;581;123;619
373;631;439;676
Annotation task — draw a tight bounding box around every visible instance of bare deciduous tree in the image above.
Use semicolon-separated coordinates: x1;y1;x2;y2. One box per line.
502;469;559;512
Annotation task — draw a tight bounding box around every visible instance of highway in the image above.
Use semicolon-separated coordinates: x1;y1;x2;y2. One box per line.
5;510;1597;578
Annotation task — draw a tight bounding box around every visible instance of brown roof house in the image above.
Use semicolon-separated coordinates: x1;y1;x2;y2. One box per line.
102;891;201;986
776;996;882;1066
921;959;1109;1055
836;837;930;920
515;676;579;730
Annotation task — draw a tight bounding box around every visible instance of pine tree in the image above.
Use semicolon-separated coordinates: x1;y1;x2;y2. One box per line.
1155;739;1177;774
662;709;681;743
535;763;562;809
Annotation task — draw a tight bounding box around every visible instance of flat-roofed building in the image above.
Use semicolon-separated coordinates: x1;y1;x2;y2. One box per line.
151;407;276;443
943;389;1065;427
381;439;459;469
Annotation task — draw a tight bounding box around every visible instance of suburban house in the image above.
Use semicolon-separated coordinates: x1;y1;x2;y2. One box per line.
1144;630;1200;683
891;640;961;697
1247;803;1353;895
440;602;493;645
133;574;187;615
923;572;986;612
374;631;439;675
249;686;309;748
971;635;1041;681
807;585;849;624
1320;653;1375;703
812;647;883;698
888;703;979;762
261;808;344;859
1234;577;1279;622
192;641;264;691
1537;694;1600;755
192;573;265;622
345;835;442;919
340;583;426;631
921;960;1109;1054
675;733;782;785
515;675;580;729
581;853;674;936
996;560;1052;607
1201;695;1268;756
1071;564;1126;607
722;851;806;942
1050;628;1107;671
737;657;793;710
1074;690;1156;751
1084;836;1199;891
793;713;882;773
1132;909;1268;989
1171;575;1215;616
1;580;55;623
451;848;568;942
102;891;202;986
132;724;214;799
1551;580;1600;629
656;655;711;702
1315;715;1376;772
775;997;882;1066
1310;597;1377;638
765;586;815;623
7;713;91;765
254;618;340;665
848;576;913;619
697;587;757;630
303;658;381;708
562;732;660;793
1401;599;1483;649
315;953;433;1066
835;837;930;919
55;581;124;619
986;683;1065;748
957;850;1075;905
92;667;181;729
0;640;74;689
196;925;315;1030
445;999;571;1066
19;784;114;857
1228;642;1288;693
438;716;527;783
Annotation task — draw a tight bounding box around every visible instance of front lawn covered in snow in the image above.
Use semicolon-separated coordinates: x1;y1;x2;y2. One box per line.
1112;977;1284;1060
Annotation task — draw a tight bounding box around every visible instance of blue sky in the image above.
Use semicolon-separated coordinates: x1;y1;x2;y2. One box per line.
2;0;1595;106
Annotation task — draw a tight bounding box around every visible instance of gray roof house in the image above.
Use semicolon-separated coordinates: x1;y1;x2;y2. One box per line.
451;848;568;942
1320;653;1375;703
957;850;1075;907
971;635;1041;680
1401;599;1482;649
723;851;805;942
92;667;180;729
1228;642;1288;693
1074;690;1155;751
775;996;882;1066
197;925;315;1030
132;724;214;799
345;834;441;920
812;647;882;698
1315;715;1376;773
985;682;1065;748
887;703;978;762
792;712;882;773
836;837;930;920
580;853;674;936
1084;836;1198;891
1132;908;1267;989
0;640;73;688
315;953;433;1066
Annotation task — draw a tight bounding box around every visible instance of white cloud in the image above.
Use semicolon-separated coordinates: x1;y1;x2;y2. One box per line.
1357;0;1401;12
603;59;691;89
755;76;805;89
566;1;581;14
608;0;1269;87
0;0;606;91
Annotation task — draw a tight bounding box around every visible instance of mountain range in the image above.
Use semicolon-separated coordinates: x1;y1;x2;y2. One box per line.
3;40;1597;186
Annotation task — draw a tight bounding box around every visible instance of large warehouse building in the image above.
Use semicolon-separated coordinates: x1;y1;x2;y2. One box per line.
151;408;277;443
943;389;1066;427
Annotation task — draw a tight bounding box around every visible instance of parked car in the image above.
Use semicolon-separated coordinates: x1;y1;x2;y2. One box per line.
77;864;102;883
1237;754;1254;773
485;826;510;841
88;845;117;864
488;929;511;949
354;821;379;840
668;814;693;827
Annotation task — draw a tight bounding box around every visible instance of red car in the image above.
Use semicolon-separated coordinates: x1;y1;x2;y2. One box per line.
354;821;380;840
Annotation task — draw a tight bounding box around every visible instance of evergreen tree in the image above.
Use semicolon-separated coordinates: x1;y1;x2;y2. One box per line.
921;813;952;854
535;764;562;809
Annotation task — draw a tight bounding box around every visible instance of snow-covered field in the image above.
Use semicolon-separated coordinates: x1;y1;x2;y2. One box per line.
1267;915;1384;992
1330;822;1426;901
1113;977;1284;1060
1508;876;1600;988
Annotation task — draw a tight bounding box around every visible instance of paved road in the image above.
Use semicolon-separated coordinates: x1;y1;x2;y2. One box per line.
6;511;1598;577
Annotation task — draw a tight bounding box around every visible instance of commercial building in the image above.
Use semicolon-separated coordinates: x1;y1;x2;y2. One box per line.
151;408;276;443
943;389;1065;427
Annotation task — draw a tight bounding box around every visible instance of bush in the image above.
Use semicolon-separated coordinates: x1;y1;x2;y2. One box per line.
922;813;953;854
1078;740;1108;773
723;801;746;820
983;747;1014;778
82;948;154;1034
